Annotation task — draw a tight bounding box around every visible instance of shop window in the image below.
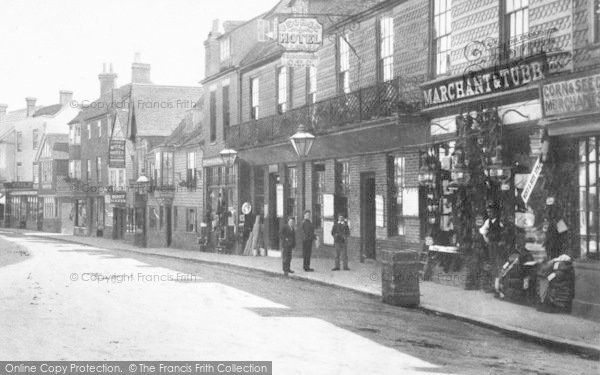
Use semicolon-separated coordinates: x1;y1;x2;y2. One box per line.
286;166;297;218
338;35;351;94
579;137;600;260
504;0;529;59
149;207;158;229
186;208;196;232
433;0;452;76
335;161;350;216
75;200;87;227
43;198;57;218
313;164;325;227
135;207;144;233
126;207;135;233
379;16;394;82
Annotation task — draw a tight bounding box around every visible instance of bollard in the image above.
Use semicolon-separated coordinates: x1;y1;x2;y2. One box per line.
381;249;420;307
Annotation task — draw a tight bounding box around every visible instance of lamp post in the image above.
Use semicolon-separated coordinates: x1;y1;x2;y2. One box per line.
290;124;315;159
219;148;238;168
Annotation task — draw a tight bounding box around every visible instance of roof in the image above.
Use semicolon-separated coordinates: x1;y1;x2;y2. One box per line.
34;133;69;161
68;85;131;124
33;104;63;117
240;41;285;68
129;84;203;137
0;107;40;128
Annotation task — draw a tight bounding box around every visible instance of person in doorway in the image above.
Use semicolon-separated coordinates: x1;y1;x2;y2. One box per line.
331;214;350;271
301;210;315;272
280;216;296;276
479;201;507;293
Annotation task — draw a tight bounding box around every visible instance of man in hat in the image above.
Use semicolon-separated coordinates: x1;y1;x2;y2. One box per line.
479;201;506;292
331;214;351;271
301;210;315;272
280;216;296;276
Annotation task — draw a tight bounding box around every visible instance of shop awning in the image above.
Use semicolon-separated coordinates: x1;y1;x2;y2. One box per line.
238;118;427;166
546;114;600;137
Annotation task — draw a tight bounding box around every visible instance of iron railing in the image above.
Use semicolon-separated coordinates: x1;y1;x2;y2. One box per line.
226;77;420;149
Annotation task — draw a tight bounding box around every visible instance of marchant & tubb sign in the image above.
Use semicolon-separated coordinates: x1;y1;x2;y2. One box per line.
422;55;548;108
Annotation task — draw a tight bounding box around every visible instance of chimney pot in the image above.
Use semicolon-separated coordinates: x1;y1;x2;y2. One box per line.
59;90;73;107
25;97;37;117
131;53;151;84
98;63;118;95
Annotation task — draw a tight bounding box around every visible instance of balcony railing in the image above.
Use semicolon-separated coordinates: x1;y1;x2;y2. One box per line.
226;77;420;149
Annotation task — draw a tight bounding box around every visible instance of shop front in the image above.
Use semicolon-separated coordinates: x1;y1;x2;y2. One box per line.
541;69;600;321
5;182;39;230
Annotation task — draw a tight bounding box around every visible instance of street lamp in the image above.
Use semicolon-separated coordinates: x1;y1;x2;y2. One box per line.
290;124;315;158
219;148;238;168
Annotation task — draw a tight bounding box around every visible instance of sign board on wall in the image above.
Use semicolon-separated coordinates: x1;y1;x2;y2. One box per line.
108;140;126;168
542;73;600;117
323;194;334;218
278;18;323;52
276;184;284;218
402;188;420;217
323;220;334;245
521;157;543;204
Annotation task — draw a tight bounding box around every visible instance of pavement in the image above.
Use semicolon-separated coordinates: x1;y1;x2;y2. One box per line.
8;229;600;358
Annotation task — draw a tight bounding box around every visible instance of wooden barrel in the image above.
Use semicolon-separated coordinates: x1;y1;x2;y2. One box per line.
381;249;420;308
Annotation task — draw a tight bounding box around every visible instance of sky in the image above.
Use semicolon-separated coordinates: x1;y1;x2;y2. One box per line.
0;0;278;111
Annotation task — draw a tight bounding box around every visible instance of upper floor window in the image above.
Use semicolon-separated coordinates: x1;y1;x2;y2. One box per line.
209;90;217;143
161;152;174;186
16;162;22;181
251;77;260;120
187;151;196;186
222;85;230;137
277;66;288;114
70;125;81;145
433;0;452;76
504;0;529;59
96;156;102;182
33;164;39;185
42;161;52;184
307;66;317;104
41;143;51;158
16;132;22;152
86;159;91;183
109;169;125;190
258;18;276;41
338;35;351;94
595;0;600;44
220;37;231;61
69;160;81;179
379;16;394;82
97;120;102;138
32;129;39;149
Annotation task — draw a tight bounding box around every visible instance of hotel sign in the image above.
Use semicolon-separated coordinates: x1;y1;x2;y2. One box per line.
278;18;323;52
109;140;126;168
542;73;600;117
422;56;548;108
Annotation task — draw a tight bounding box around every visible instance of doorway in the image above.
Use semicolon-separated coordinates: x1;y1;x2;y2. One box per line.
360;173;376;260
268;172;280;249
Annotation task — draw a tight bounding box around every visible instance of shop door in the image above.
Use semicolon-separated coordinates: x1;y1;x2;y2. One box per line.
268;172;280;249
165;206;172;247
361;173;376;260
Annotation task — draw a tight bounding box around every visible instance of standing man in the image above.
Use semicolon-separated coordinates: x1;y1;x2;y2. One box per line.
280;216;296;276
301;210;315;272
479;201;506;293
331;214;350;271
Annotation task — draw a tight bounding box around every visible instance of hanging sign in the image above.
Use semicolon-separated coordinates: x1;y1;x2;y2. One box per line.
521;157;543;204
278;18;323;52
108;140;126;168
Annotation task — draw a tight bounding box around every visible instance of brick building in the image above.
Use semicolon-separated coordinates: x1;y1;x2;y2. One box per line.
201;0;430;260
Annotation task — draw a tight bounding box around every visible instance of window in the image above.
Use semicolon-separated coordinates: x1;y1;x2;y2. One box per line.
16;132;22;152
86;159;91;183
161;152;174;186
159;205;164;230
75;200;87;227
335;161;350;196
87;123;92;139
110;168;125;190
173;206;178;231
307;66;317;104
16;162;22;181
187;151;196;187
338;35;351;94
32;129;39;149
43;197;57;218
286;166;297;217
504;0;529;59
595;0;600;44
96;157;102;183
258;18;275;41
75;125;81;144
579;137;599;260
220;37;231;61
222;85;230;138
41;161;52;183
392;156;406;236
433;0;452;76
33;164;39;185
70;160;82;179
251;77;260;120
69;126;74;144
210;90;217;143
313;164;325;227
277;66;289;114
97;120;102;138
379;16;394;82
186;208;196;232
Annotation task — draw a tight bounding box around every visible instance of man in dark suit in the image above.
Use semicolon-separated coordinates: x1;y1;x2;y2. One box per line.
331;214;350;271
301;210;315;272
280;216;296;276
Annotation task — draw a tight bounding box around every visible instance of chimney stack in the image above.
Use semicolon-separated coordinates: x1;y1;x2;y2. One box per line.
25;97;37;117
98;62;118;95
0;104;7;124
131;52;151;84
59;90;73;107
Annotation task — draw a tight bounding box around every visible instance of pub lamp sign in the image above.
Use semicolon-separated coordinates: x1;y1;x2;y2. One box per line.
278;18;323;52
